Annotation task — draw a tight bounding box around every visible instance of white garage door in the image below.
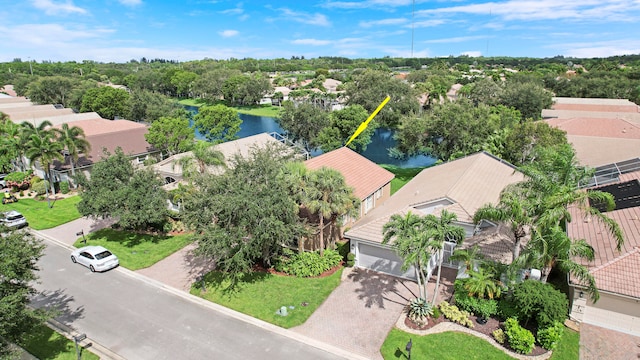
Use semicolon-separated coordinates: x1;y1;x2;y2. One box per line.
357;242;416;280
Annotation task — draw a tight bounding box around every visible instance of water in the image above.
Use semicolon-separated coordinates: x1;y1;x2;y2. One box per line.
185;105;436;168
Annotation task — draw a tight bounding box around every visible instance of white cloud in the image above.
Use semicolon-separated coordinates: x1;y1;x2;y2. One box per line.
219;30;239;38
31;0;87;15
291;39;331;46
460;51;483;57
551;39;640;58
323;0;416;10
359;18;407;28
278;8;331;26
118;0;142;6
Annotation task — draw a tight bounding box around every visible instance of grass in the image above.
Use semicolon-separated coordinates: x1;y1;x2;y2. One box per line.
380;165;428;195
2;196;82;230
550;329;579;360
178;98;283;117
73;228;193;270
191;268;343;328
381;327;580;360
19;323;99;360
381;330;514;360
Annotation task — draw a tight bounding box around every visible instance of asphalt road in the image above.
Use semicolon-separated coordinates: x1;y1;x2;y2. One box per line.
31;240;346;360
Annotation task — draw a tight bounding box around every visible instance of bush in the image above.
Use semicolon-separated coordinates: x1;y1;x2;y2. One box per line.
512;280;569;328
504;317;535;354
454;280;498;319
492;328;506;344
275;249;342;277
497;298;520;320
432;306;442;319
336;240;350;260
59;181;70;194
439;301;474;328
19;191;24;197
30;176;42;184
31;181;47;196
346;252;355;267
537;321;565;350
406;297;433;326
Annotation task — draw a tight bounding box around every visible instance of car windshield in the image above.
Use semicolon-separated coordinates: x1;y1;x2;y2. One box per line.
95;251;113;260
7;215;24;221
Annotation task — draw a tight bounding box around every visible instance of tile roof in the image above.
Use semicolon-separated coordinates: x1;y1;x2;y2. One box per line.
345;152;525;244
546;117;640;139
304;147;394;200
461;224;520;264
564;136;640;167
54;118;147;137
591;248;640;298
567;171;640;298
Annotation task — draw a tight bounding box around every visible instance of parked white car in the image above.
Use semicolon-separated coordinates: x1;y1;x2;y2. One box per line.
71;246;119;272
0;210;28;229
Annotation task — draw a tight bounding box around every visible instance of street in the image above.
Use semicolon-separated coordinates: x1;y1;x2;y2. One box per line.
31;240;347;360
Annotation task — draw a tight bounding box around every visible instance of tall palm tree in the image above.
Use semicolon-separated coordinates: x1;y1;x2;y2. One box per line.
55;123;91;186
423;210;465;305
305;167;358;255
383;211;431;299
0;119;26;171
25;128;64;201
175;141;225;179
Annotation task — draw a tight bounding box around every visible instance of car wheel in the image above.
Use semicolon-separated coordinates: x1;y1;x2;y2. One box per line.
71;256;77;263
89;265;95;272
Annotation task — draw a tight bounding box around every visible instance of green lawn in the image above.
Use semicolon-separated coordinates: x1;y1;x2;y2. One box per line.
381;327;580;360
381;330;515;360
73;228;193;270
191;268;343;328
19;324;99;360
178;98;283;117
2;196;82;229
380;165;428;195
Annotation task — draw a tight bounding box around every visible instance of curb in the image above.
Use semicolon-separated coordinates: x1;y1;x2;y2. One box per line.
47;319;126;360
31;229;370;360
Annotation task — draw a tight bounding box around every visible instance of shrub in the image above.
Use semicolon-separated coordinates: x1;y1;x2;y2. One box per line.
31;181;47;196
504;317;535;354
406;297;433;326
512;280;569;328
275;249;342;277
497;298;519;320
537;321;565;350
30;176;42;184
492;329;506;344
19;191;24;197
432;306;442;319
454;280;498;319
60;181;70;194
336;240;350;259
439;301;474;328
5;171;33;189
346;253;355;267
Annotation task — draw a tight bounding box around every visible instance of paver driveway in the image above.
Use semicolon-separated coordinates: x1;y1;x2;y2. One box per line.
292;267;457;360
580;323;640;360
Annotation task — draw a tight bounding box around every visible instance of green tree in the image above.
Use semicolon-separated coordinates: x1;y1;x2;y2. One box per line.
315;104;375;152
26;76;77;107
176;141;226;178
345;69;419;128
80;86;131;119
182;143;305;286
501;81;552;121
463;268;502;299
55;123;91;185
304;167;359;255
0;231;51;359
77;148;168;231
128;89;187;122
0;119;26;172
193;104;241;144
145;116;194;156
24;122;64;199
501;120;568;166
276;101;330;152
170;70;198;97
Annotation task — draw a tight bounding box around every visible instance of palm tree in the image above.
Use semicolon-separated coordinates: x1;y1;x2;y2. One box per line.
0;119;26;171
521;225;599;301
423;210;465;305
25;128;64;204
176;141;225;179
450;245;485;272
305;167;359;255
463;268;502;300
383;211;431;299
55;123;91;186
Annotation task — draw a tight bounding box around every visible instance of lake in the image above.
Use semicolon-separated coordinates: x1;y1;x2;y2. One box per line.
186;106;436;168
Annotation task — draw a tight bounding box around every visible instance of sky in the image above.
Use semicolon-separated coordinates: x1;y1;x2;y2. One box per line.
1;0;640;63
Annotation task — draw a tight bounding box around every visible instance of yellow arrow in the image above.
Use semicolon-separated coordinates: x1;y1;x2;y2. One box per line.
345;96;390;147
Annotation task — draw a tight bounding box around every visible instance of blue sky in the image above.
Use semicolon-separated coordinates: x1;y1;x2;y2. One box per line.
1;0;639;63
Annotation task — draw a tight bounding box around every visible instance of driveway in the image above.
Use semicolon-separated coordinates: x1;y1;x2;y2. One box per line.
292;266;457;360
580;323;640;360
39;216;116;246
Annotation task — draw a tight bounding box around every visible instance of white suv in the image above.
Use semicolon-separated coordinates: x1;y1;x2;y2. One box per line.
0;210;28;229
0;174;6;189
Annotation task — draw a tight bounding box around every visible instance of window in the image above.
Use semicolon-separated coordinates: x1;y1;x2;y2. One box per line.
364;196;374;213
136;155;148;164
375;188;383;199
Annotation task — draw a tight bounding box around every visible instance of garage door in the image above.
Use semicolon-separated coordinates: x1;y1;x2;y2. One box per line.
357;242;416;280
583;294;640;336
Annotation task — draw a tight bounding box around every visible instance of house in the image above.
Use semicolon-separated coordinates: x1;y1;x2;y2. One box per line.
304;147;394;228
344;151;525;280
566;170;640;336
544;97;640;167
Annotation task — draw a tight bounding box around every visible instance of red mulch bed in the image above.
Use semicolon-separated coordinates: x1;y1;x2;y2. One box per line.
406;314;549;357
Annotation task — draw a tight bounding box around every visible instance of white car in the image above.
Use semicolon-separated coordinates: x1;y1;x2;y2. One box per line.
0;210;28;229
71;246;119;272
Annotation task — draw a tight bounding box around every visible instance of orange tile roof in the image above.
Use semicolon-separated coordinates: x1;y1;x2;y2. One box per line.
53;118;147;137
304;147;394;200
552;103;639;113
546;117;640;139
591;248;640;298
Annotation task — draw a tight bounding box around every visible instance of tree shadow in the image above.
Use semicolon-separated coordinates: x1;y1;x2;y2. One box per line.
30;288;85;327
347;268;418;309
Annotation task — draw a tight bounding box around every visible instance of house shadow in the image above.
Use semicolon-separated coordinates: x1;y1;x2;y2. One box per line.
347;268;418;309
30;288;85;326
